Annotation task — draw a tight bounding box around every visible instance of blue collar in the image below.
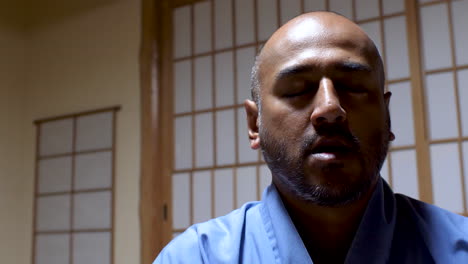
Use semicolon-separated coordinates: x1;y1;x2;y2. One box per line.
260;178;396;264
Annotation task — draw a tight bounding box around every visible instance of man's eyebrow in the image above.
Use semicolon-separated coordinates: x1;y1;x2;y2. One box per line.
275;61;372;81
338;61;372;72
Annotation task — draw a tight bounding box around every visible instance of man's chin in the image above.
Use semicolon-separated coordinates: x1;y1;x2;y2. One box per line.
293;179;374;207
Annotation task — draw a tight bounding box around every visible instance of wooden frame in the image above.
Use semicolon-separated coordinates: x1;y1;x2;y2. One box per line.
140;0;180;262
405;0;434;204
32;106;120;264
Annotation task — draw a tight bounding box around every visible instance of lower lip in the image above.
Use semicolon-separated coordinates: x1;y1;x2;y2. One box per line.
308;152;351;162
310;152;339;161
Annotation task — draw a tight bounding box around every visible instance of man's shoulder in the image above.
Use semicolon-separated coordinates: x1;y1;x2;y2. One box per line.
394;193;468;261
395;193;468;231
154;201;263;264
153;227;203;264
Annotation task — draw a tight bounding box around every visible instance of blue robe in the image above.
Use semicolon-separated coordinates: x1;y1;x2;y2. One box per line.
154;178;468;263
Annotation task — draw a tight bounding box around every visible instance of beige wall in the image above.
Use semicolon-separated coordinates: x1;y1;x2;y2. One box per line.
0;0;141;263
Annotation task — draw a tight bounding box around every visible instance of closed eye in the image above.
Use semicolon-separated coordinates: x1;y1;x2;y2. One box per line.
282;80;317;98
335;82;367;94
284;89;309;98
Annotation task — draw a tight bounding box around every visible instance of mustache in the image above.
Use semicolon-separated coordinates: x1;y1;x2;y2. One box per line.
301;123;361;154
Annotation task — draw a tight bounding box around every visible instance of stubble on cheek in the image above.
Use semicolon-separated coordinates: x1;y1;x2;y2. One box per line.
259;109;307;165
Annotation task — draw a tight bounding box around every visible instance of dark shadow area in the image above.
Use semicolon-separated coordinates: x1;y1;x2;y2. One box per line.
455;240;468;253
0;0;26;32
25;0;120;28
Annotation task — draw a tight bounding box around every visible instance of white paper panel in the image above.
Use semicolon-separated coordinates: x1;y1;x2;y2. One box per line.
216;110;236;165
430;143;464;212
194;2;212;54
173;6;191;59
194;56;213;110
76;112;113;151
38;157;72;193
419;0;434;3
73;232;110;264
420;4;452;70
425;72;458;140
383;0;404;15
391;149;419;199
458;69;468;136
257;0;278;41
74;152;112;190
73;191;111;229
215;0;233;50
359;21;383;57
329;0;352;19
389;82;415;146
172;173;191;229
193;171;212;223
174;60;192;114
380;157;389;184
36;195;70;231
235;0;255;45
452;0;468;66
195;113;214;167
356;0;379;20
237;107;258;163
236;47;256;104
259;164;272;195
462;142;468;208
384;16;410;80
35;234;69;264
236;166;257;206
214;169;234;217
174;116;192;169
39;119;73;156
280;0;301;25
215;51;235;107
304;0;326;12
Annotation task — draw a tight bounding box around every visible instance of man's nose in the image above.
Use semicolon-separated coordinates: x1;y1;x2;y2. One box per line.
310;78;347;126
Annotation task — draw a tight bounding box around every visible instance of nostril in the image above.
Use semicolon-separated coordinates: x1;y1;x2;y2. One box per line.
335;115;344;122
315;116;327;124
311;108;347;125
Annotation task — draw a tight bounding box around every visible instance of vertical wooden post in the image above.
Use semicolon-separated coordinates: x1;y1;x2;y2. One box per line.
140;0;173;262
405;0;433;204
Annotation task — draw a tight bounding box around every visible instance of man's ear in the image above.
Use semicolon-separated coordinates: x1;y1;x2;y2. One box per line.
244;99;260;150
384;91;395;141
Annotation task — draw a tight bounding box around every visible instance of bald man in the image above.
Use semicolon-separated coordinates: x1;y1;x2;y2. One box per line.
154;12;468;264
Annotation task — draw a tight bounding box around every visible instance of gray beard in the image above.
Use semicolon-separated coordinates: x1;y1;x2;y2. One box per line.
259;122;389;207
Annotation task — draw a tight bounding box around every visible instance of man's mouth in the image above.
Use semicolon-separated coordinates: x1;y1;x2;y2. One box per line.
309;137;354;153
306;137;356;162
311;145;352;154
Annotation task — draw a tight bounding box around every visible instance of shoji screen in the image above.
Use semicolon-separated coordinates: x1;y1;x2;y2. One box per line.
171;0;269;236
170;0;464;237
418;0;468;213
33;107;118;264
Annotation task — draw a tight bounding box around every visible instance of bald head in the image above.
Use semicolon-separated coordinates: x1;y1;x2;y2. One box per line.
251;11;385;106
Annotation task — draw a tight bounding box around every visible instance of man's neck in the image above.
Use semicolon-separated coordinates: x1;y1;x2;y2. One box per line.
275;181;378;264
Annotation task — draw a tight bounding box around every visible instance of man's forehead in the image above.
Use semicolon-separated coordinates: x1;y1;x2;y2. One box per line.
258;12;380;81
263;13;374;58
268;14;367;48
